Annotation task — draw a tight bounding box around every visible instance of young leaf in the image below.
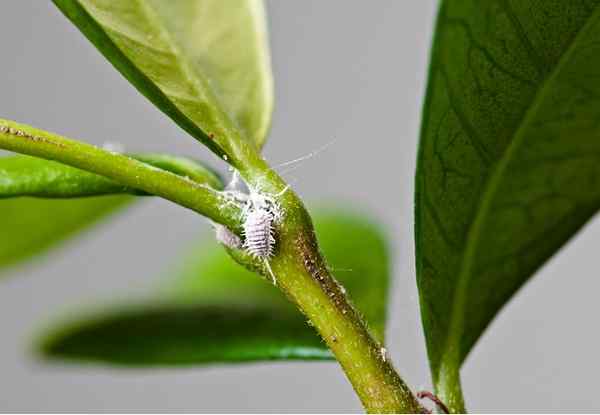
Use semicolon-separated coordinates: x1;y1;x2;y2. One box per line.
38;209;391;365
416;0;600;406
53;0;274;161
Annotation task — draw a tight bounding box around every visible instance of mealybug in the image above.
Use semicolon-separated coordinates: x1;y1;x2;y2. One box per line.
217;168;290;285
243;205;276;259
240;188;287;285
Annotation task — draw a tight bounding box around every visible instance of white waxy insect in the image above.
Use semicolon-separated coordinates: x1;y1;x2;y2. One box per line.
220;139;334;261
242;194;277;284
215;224;242;249
243;203;276;259
213;141;336;284
240;187;287;285
380;347;388;362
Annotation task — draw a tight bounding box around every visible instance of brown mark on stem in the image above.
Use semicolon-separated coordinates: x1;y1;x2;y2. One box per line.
295;230;355;319
0;124;66;148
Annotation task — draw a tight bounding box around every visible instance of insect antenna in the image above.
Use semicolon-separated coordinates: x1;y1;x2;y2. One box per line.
273;138;338;176
243;138;337;193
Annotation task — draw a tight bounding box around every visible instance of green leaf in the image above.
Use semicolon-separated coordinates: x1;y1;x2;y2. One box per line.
0;153;222;274
0;154;223;197
132;154;224;190
0;119;240;229
416;0;600;402
0;196;130;272
0;155;130;197
38;208;390;365
53;0;274;158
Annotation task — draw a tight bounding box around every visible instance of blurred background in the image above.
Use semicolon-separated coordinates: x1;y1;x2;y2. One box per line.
0;1;598;412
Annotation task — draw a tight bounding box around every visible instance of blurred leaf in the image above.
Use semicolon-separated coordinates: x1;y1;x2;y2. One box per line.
0;154;133;276
0;153;222;275
0;196;131;273
53;0;274;154
39;208;391;366
40;304;329;365
415;0;600;391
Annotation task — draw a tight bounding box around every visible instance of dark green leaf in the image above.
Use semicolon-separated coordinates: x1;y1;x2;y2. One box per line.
39;209;390;365
416;0;600;394
40;304;329;366
53;0;274;156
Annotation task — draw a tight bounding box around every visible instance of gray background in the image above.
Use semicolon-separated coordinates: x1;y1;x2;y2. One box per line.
0;1;598;412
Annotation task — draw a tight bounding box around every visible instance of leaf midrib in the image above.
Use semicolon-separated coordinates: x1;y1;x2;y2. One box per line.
53;0;221;159
440;4;600;377
132;0;236;141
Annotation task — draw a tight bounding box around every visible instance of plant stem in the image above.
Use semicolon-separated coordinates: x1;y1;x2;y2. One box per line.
276;222;424;413
0;117;425;413
437;360;466;413
227;161;426;413
0;118;243;232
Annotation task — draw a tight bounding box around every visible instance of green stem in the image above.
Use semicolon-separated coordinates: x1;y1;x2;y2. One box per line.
0;118;243;232
0;117;424;413
276;225;423;413
437;360;466;413
227;208;424;413
228;164;426;413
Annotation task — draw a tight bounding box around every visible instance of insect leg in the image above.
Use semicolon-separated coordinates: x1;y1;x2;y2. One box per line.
263;258;277;286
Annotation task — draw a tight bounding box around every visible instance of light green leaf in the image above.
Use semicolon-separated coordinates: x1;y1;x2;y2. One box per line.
132;154;224;190
0;153;222;274
38;208;391;365
53;0;274;158
0;154;223;197
416;0;600;406
0;155;129;197
0;196;130;273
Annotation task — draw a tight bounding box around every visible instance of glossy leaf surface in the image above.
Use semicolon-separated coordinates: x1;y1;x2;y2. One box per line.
416;0;600;394
39;209;391;365
53;0;274;157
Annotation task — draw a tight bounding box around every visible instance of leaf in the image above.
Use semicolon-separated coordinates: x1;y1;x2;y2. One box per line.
0;196;130;272
132;154;224;190
0;155;130;197
53;0;274;156
415;0;600;394
0;154;223;197
0;153;222;274
39;208;391;366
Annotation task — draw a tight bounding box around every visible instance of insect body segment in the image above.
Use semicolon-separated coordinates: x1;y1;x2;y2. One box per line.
217;174;289;285
241;190;284;285
243;205;275;259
